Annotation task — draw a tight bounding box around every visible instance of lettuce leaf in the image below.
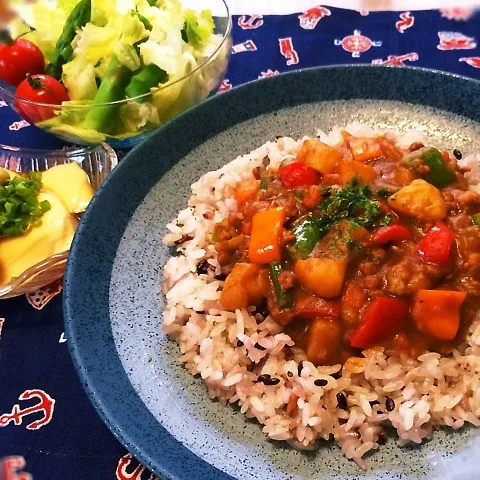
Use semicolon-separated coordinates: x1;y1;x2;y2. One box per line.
62;56;98;101
113;41;141;71
183;9;215;49
121;12;149;44
11;2;69;61
140;41;186;75
119;101;160;131
75;23;120;63
57;0;81;14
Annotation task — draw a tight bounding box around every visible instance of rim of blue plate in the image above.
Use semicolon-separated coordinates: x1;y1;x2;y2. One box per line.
63;64;480;480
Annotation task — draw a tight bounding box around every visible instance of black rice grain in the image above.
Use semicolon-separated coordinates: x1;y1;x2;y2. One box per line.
386;397;395;412
453;148;462;160
256;374;271;384
314;379;328;387
264;377;280;386
196;259;209;274
336;392;348;410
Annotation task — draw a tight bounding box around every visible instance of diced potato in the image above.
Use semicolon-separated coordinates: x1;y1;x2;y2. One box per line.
338;159;377;185
223;263;259;289
388;179;447;221
219;283;249;310
294;257;348;298
244;268;269;306
220;263;267;309
306;317;342;364
297;139;342;174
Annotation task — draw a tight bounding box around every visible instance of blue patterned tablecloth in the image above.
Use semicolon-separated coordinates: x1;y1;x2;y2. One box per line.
1;7;480;480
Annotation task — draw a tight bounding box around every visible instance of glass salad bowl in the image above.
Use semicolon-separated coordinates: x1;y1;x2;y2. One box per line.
0;0;232;150
0;143;118;299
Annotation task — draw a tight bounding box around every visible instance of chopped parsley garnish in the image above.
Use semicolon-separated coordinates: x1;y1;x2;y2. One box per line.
379;214;393;226
346;236;362;251
321;186;332;198
0;172;51;238
290;178;381;257
317;177;380;233
377;187;390;198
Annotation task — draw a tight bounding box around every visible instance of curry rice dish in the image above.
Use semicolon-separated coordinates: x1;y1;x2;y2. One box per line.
163;124;480;468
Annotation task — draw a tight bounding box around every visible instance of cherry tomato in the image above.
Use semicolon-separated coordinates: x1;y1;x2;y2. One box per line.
14;75;70;124
0;38;45;86
278;162;321;189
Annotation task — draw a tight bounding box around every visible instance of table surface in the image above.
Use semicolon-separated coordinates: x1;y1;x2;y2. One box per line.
1;5;480;480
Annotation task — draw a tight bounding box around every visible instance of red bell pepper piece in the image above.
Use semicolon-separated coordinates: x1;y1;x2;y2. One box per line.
350;297;410;349
372;225;412;245
418;222;455;266
293;293;341;319
278;162;321;189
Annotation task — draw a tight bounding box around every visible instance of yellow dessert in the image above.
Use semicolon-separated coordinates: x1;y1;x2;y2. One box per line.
0;163;94;285
41;163;95;214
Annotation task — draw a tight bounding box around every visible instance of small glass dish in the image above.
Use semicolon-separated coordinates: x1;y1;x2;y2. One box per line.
0;143;118;299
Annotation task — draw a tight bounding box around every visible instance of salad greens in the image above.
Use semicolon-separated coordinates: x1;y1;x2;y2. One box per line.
8;0;226;143
46;0;92;79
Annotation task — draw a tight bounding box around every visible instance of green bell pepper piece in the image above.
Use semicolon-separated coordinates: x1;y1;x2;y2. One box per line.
290;214;321;258
403;147;456;188
269;262;294;309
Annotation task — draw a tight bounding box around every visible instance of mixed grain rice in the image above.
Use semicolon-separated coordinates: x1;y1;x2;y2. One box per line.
162;123;480;468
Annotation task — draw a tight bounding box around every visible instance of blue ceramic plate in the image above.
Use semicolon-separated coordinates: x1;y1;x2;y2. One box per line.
64;66;480;480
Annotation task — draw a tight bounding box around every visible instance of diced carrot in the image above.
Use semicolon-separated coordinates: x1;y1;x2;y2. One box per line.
302;185;323;209
249;207;286;264
412;290;467;340
234;179;260;205
294;257;348;298
306;317;342;364
348;137;383;162
297;139;342;174
286;394;299;415
338;159;377;185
